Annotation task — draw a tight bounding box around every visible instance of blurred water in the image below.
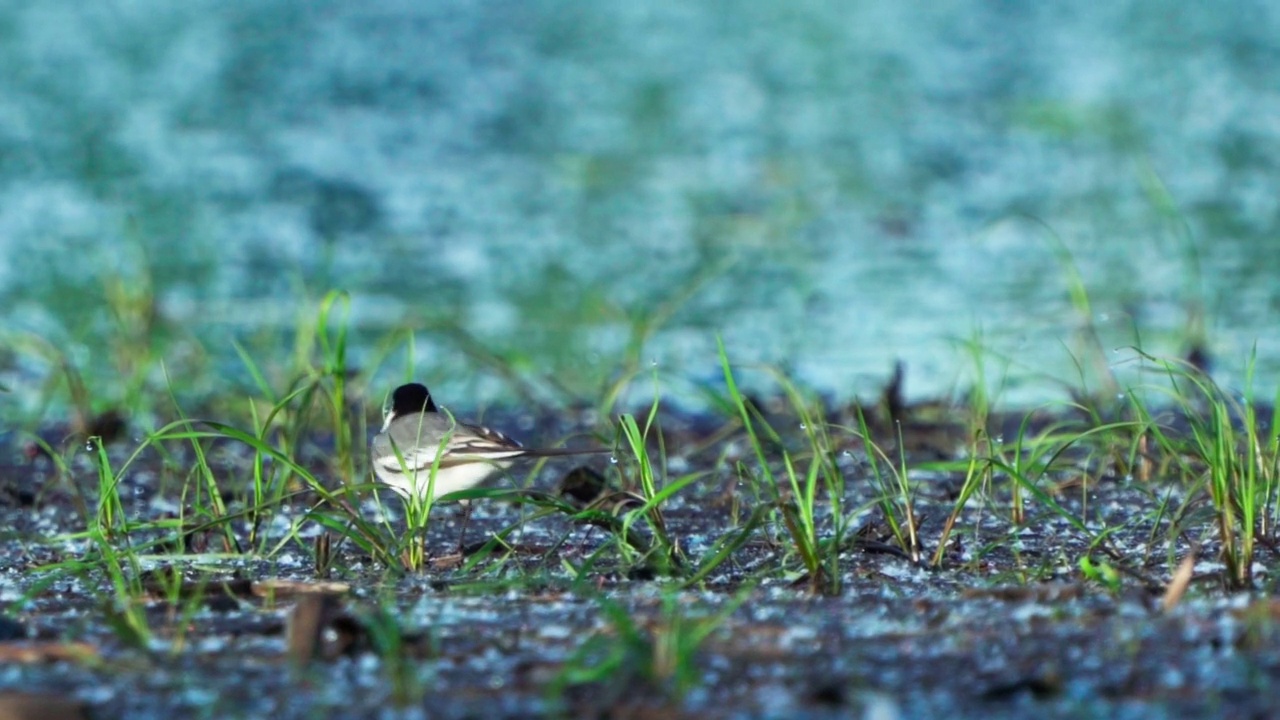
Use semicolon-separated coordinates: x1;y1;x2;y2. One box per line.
1;1;1277;413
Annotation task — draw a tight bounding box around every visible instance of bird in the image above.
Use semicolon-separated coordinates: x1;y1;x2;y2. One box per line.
370;382;610;548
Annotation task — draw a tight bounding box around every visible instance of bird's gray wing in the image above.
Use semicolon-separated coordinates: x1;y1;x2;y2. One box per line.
373;416;524;474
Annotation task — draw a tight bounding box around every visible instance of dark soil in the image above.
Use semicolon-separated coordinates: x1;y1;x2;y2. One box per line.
0;395;1277;720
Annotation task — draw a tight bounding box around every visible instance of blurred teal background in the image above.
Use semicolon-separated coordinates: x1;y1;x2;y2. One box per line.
1;1;1277;415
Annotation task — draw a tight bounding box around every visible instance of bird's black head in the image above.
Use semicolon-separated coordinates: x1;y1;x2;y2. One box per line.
389;382;438;417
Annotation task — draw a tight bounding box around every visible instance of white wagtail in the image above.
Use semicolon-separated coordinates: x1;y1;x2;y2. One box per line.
371;382;609;547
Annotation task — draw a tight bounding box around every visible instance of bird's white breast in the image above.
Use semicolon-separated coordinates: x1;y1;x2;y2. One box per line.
373;452;516;500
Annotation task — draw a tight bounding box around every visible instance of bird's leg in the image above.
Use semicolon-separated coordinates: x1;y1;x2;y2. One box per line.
456;500;474;555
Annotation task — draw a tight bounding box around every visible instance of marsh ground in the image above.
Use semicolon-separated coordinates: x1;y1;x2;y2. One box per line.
1;371;1277;720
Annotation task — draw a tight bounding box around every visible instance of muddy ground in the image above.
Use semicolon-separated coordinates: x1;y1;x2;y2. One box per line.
0;398;1277;720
